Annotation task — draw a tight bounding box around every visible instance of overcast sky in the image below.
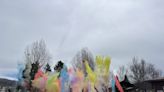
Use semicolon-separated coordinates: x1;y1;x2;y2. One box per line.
0;0;164;78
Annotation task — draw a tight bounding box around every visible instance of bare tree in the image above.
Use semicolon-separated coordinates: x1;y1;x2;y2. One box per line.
22;40;51;90
24;40;51;65
72;48;95;76
129;57;162;83
146;63;162;79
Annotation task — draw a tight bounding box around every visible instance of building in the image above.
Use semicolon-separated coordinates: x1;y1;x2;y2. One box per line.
133;77;164;92
112;76;164;92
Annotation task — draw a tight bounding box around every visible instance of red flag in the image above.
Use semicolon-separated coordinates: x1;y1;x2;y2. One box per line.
114;76;124;92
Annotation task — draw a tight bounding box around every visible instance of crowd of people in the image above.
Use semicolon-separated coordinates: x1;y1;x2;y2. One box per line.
17;56;124;92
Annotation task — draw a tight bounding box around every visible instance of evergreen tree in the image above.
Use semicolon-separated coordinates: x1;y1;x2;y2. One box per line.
30;61;39;80
45;63;51;72
54;61;64;72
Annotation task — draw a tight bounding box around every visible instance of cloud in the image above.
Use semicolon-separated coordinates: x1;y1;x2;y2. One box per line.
0;0;164;76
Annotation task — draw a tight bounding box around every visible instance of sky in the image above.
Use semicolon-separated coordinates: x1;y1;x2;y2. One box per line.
0;0;164;78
